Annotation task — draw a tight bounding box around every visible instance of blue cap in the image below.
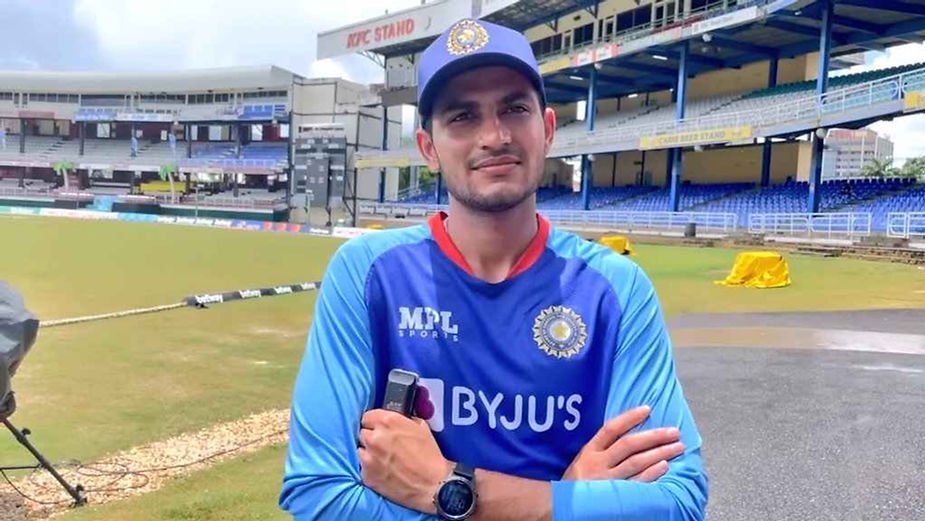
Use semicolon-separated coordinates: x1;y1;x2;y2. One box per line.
417;18;546;120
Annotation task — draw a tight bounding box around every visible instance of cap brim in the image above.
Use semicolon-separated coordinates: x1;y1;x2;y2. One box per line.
418;52;546;118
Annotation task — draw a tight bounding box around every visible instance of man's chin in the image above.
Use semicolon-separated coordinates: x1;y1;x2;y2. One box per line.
454;189;535;213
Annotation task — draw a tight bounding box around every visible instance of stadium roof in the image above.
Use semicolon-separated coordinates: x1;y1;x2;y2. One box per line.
370;0;599;57
541;0;925;103
324;0;925;105
0;65;301;94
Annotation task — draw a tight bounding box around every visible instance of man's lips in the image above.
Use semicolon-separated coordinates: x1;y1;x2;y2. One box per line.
472;155;521;170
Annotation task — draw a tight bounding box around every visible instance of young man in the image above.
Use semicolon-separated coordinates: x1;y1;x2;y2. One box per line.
280;18;708;521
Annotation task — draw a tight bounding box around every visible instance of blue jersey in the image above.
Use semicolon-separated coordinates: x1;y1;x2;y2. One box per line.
280;213;708;520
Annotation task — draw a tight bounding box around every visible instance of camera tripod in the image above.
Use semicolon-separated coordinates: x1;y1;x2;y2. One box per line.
0;395;86;507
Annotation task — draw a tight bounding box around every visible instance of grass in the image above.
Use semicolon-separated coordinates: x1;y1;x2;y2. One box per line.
0;216;340;470
633;243;925;317
1;215;923;520
58;444;290;521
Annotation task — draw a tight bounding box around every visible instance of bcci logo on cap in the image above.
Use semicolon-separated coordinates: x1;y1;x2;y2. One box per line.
446;19;489;56
533;306;587;359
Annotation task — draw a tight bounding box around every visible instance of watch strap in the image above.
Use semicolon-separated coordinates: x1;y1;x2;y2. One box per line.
453;462;475;481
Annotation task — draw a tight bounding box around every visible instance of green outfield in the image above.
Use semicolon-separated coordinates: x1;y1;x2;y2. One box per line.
1;215;923;520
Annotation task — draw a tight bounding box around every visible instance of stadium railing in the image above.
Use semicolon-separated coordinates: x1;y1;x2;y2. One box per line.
361;65;925;165
887;212;925;240
561;68;924;156
177;158;285;170
748;212;872;239
359;202;738;234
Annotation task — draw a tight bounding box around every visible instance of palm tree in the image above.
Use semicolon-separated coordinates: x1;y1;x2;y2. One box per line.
859;157;899;178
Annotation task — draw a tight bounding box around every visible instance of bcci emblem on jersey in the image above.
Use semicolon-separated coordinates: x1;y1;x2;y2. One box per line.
532;306;587;359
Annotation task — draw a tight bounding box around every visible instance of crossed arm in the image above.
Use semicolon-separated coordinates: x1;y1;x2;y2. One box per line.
279;247;708;520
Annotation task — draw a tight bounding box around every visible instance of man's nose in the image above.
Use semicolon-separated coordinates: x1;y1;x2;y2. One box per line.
477;114;512;149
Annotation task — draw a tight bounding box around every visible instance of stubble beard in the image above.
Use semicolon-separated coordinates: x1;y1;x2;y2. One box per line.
445;173;540;213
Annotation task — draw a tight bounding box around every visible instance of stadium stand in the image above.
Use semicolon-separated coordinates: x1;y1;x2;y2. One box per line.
839;181;925;231
694;178;914;227
538;186;659;210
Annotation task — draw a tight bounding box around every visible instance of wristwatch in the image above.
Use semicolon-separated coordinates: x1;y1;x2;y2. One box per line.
434;462;477;520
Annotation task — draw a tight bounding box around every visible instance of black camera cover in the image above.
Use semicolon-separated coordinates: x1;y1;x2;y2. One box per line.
0;281;39;412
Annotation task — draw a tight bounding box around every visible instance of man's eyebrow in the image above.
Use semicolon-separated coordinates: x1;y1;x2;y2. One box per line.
435;99;477;115
500;91;532;105
435;90;533;115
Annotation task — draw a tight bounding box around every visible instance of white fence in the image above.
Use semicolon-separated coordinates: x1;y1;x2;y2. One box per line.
360;203;737;234
887;212;925;239
540;209;737;234
748;212;872;238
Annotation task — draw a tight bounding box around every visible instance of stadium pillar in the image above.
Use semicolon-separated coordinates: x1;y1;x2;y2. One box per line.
379;105;387;204
665;90;677;187
185;124;192;158
580;66;599;211
639;151;647;185
19;119;26;154
235;124;243;158
611;153;618;186
669;42;689;213
809;0;833;213
78;122;86;156
760;57;779;187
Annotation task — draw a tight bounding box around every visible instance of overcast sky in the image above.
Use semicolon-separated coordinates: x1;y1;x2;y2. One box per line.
1;0;922;162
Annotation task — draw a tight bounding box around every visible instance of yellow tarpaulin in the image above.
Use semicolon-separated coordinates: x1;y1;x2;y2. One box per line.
715;251;791;289
599;235;634;256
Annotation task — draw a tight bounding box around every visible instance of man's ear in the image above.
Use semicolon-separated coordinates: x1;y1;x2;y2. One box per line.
415;128;442;172
543;107;556;155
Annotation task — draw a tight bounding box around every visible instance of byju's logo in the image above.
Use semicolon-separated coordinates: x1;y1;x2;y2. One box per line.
398;306;459;342
419;378;582;434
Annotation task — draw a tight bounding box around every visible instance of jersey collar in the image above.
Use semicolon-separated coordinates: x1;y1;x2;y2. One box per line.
427;211;550;280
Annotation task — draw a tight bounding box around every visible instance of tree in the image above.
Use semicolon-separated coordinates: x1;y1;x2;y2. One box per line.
398;166;436;197
859;157;900;178
900;156;925;181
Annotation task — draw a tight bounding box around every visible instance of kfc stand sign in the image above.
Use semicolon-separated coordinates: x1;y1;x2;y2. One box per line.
346;18;421;50
316;1;471;59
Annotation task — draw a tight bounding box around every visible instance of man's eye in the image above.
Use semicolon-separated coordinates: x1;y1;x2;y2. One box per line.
450;112;471;123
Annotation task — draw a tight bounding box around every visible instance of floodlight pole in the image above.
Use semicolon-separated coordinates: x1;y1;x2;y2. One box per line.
1;417;87;507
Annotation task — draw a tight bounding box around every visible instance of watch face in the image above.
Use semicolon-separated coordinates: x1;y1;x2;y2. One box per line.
438;478;474;519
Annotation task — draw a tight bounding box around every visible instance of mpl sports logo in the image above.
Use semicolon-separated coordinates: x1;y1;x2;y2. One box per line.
419;378;582;434
398;306;459;342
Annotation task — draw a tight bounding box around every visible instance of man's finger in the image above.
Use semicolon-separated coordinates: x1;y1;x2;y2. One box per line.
604;427;681;467
627;460;669;483
358;427;374;449
587;405;651;451
612;441;684;479
361;408;410;429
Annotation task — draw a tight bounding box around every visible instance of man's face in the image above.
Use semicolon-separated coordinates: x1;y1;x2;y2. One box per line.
416;66;556;213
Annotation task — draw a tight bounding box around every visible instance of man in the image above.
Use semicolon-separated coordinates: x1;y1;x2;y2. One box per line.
280;18;707;520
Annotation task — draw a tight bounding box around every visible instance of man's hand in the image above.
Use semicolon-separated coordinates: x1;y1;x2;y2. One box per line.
562;405;685;482
358;409;452;514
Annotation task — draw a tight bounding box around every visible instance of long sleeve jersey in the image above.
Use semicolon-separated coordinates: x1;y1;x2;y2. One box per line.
280;212;708;520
